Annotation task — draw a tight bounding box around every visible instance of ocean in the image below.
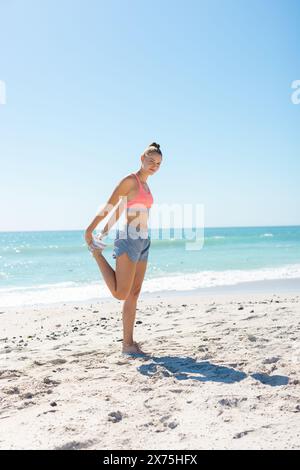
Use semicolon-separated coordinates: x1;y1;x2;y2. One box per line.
0;225;300;307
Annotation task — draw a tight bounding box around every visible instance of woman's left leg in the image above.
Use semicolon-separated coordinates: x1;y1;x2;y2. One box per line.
122;259;148;351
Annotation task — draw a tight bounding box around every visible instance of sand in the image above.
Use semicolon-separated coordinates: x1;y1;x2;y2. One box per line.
0;290;300;450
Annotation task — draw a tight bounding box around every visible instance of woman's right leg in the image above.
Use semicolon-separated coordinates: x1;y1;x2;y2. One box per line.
92;250;137;300
122;259;148;353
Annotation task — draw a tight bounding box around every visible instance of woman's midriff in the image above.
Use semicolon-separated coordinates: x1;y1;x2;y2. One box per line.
126;211;149;231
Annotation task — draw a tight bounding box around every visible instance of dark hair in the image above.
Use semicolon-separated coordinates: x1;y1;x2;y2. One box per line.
143;142;162;157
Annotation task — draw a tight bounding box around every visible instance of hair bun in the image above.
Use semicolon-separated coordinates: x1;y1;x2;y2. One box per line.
149;142;160;150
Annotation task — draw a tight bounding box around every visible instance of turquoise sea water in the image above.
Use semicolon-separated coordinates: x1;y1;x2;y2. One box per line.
0;226;300;307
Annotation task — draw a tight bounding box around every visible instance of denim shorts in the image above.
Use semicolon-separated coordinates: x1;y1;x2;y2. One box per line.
112;225;151;262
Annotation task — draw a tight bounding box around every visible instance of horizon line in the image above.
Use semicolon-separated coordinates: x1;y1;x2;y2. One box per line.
0;224;300;233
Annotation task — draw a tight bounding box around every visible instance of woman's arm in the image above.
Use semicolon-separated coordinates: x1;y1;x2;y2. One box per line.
85;176;132;245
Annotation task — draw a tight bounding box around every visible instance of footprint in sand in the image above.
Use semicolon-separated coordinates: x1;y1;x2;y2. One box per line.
43;377;61;386
108;410;123;423
0;369;24;379
262;356;280;364
218;397;248;408
53;439;96;450
233;429;255;439
3;386;20;395
50;358;67;365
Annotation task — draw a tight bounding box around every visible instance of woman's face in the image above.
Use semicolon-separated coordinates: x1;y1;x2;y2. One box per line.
142;153;162;175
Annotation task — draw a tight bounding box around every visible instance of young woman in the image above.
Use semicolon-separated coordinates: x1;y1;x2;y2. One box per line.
85;142;162;356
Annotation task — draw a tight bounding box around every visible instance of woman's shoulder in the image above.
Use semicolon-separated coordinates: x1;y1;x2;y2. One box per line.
120;173;138;186
116;173;137;193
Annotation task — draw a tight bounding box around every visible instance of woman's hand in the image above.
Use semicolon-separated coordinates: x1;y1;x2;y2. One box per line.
97;229;108;240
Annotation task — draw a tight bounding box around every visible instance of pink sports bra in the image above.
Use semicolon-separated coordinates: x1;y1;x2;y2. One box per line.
126;173;154;211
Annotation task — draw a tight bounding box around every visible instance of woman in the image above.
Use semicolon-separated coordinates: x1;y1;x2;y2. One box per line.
85;142;162;356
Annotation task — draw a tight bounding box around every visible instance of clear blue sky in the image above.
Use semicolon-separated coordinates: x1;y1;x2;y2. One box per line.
1;0;299;231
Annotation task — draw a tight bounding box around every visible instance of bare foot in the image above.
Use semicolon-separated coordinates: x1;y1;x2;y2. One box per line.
122;341;149;356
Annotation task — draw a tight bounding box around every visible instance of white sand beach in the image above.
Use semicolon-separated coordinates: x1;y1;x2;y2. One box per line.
0;289;300;450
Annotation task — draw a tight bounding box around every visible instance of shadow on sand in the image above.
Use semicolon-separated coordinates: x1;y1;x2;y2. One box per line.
137;355;289;386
